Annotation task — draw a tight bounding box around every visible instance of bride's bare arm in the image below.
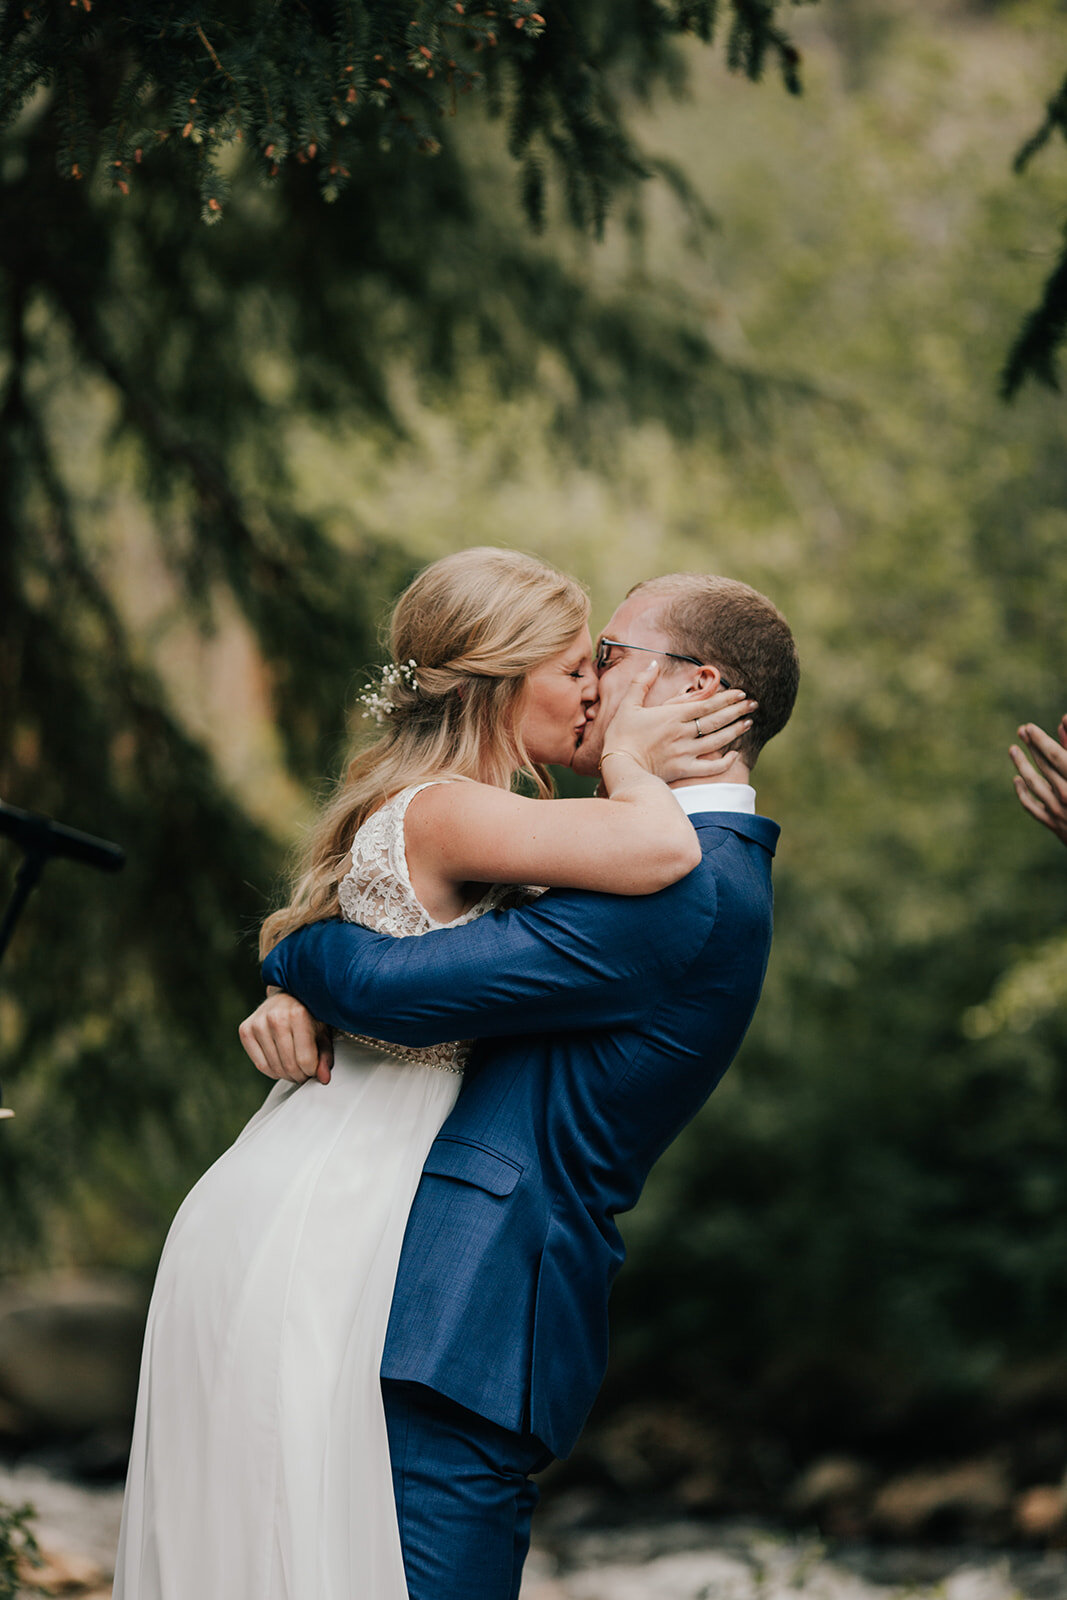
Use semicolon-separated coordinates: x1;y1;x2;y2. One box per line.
405;665;752;900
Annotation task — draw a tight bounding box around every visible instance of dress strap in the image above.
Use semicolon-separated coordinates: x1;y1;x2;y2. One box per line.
386;781;448;817
370;781;447;852
377;781;453;894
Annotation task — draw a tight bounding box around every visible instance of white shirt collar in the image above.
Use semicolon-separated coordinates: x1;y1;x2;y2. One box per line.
671;782;756;817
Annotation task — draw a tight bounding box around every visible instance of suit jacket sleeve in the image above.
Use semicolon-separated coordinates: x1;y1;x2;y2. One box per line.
262;874;716;1045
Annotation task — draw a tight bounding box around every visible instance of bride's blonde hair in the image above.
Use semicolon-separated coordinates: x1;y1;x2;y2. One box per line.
259;547;589;957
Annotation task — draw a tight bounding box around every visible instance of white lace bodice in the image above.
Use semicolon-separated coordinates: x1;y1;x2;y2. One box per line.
336;782;526;1073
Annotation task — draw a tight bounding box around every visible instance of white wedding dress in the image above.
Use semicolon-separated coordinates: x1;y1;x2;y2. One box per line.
114;783;522;1600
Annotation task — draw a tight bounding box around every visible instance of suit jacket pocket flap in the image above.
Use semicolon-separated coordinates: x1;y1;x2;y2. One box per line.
422;1137;523;1196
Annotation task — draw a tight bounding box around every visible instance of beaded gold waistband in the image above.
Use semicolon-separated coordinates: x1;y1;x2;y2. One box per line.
335;1031;467;1076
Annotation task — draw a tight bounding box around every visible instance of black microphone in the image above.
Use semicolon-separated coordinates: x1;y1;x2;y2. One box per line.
0;801;125;873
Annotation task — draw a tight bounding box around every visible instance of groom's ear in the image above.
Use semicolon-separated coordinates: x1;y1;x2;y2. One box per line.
682;666;725;697
661;664;721;707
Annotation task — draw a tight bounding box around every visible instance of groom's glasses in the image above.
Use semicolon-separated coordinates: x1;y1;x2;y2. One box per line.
595;637;731;690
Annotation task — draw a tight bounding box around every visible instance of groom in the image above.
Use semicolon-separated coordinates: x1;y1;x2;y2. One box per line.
243;572;799;1600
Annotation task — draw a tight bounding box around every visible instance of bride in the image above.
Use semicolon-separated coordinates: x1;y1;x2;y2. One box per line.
113;547;750;1600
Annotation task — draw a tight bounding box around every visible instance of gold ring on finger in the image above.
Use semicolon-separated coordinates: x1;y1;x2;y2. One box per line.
695;718;703;739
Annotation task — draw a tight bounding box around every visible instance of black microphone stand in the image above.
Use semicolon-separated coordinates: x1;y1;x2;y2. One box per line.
0;802;125;1118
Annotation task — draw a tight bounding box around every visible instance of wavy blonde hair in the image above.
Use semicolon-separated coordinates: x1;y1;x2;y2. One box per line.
260;547;589;957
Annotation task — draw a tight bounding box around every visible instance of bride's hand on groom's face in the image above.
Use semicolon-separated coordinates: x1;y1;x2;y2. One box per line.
602;668;757;784
239;991;334;1085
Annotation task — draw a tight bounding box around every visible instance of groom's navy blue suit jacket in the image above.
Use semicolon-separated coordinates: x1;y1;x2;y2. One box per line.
263;810;779;1460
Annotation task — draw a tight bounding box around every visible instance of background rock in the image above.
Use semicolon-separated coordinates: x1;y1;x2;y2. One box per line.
871;1459;1012;1542
1013;1484;1067;1544
787;1455;874;1536
0;1274;147;1441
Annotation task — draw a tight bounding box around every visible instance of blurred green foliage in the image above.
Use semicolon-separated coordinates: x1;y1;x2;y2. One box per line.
0;2;809;1261
597;2;1067;1451
2;0;1067;1460
0;1499;40;1599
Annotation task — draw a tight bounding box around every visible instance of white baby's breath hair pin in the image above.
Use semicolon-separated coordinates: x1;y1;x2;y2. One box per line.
359;659;419;725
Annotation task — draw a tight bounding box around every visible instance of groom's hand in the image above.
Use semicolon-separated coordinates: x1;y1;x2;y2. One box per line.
239;990;334;1084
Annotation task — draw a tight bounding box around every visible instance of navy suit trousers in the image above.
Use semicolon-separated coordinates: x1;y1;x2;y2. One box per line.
382;1380;554;1600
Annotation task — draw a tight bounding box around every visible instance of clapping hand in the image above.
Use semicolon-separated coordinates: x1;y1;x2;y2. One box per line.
1010;716;1067;847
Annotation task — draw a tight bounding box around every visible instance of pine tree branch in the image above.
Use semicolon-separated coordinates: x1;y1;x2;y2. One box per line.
0;0;809;218
1013;74;1067;176
1000;226;1067;400
1002;71;1067;397
0;275;28;452
21;400;129;666
43;271;292;588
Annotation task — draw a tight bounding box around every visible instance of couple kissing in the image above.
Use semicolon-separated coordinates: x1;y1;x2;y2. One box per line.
114;547;799;1600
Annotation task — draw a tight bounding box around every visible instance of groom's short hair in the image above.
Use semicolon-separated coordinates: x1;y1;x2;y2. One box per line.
627;574;799;765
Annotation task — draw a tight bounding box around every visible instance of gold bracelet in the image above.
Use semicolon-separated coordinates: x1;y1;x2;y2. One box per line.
597;748;644;775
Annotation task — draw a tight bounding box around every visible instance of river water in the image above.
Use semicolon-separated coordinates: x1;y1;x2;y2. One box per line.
3;1462;1066;1599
